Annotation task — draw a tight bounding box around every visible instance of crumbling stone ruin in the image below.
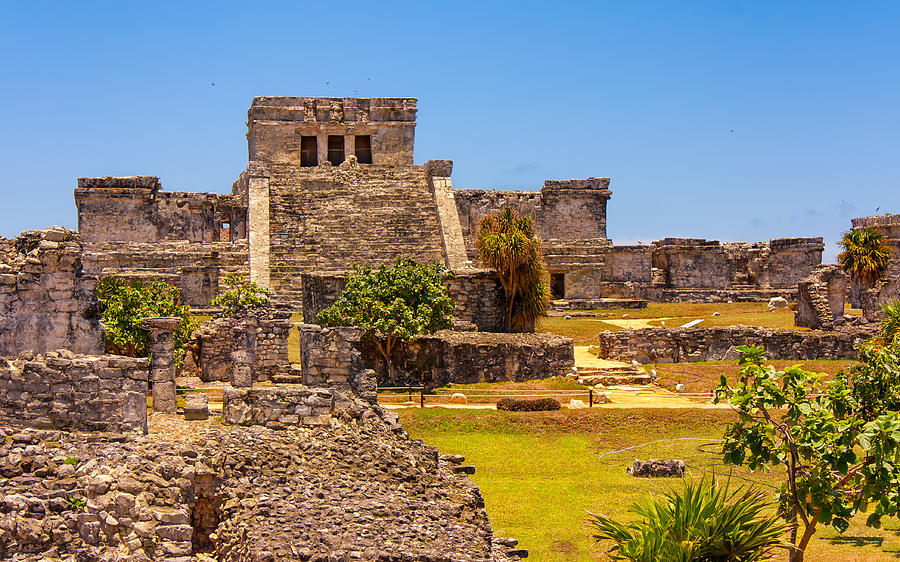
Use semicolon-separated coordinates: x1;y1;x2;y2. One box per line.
0;316;526;560
0;228;102;356
795;265;851;330
53;96;824;314
595;325;871;364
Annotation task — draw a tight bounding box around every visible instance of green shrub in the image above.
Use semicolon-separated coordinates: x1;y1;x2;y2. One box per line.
209;272;271;315
66;497;86;512
588;476;789;561
496;397;561;411
96;277;197;366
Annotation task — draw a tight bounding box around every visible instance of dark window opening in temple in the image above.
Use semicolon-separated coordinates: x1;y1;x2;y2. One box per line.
355;135;372;164
300;136;318;167
550;273;565;300
327;135;344;166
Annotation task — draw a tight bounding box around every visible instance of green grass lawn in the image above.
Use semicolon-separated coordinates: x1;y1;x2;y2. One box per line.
401;408;900;561
538;302;800;345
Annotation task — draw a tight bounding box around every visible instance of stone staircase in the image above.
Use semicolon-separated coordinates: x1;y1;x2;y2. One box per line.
577;364;652;386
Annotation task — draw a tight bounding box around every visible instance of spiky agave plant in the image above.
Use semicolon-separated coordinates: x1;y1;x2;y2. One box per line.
838;227;892;287
474;207;550;332
588;477;789;561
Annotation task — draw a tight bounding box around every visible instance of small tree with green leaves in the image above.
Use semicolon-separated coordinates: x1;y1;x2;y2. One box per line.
589;476;789;561
714;344;900;561
316;257;454;383
838;226;891;287
210;273;271;316
96;277;197;367
475;207;550;332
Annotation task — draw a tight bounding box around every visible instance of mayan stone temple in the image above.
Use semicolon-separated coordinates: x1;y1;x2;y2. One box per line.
71;96;826;311
0;96;897;560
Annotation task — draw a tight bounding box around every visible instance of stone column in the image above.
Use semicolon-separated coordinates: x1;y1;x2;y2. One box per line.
231;317;258;388
141;317;182;413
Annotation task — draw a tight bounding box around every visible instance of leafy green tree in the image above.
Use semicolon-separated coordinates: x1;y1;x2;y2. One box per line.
475;207;550;332
316;257;454;382
588;476;789;561
210;272;271;315
96;277;198;366
715;345;900;561
838;226;891;287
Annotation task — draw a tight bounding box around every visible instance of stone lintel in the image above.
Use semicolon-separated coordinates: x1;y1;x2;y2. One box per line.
141;317;183;332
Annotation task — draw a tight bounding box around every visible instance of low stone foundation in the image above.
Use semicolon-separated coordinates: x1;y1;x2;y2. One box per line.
223;386;346;428
595;326;871;363
0;351;148;433
360;330;575;386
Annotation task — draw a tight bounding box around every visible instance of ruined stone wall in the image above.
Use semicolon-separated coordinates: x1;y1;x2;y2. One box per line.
80;241;249;308
75;176;247;244
264;162;447;306
296;324;377;402
795;265;850;329
0;228;102;356
0;415;519;561
300;270;508;332
247;96;418;166
454;178;611;261
595;326;868;363
602;245;651;283
765;237;825;288
446;270;507;331
360;330;575;387
191;306;292;383
0;351;148;433
650;238;731;289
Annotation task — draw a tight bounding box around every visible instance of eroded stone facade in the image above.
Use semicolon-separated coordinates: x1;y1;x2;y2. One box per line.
59;95;825;312
0;351;147;433
0;228;102;356
595;325;871;364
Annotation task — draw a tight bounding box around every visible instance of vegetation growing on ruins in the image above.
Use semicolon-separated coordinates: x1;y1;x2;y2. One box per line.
588;476;789;561
96;277;197;366
209;272;271;315
475;207;550;332
838;226;892;286
317;257;455;382
714;343;900;561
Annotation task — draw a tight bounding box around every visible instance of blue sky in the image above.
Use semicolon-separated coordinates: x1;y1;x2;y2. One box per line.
1;1;898;262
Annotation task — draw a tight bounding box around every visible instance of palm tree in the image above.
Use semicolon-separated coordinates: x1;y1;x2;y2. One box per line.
475;207;550;332
838;227;892;287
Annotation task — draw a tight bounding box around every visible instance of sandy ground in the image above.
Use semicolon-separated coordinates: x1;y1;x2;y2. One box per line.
600;317;677;329
573;346;631;369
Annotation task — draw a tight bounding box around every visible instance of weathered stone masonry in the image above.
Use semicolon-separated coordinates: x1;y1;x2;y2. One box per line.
65;96;825;310
0;227;102;356
595;325;869;364
0;351;148;434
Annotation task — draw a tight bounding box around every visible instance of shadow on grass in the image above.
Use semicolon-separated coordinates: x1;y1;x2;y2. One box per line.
824;536;884;548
